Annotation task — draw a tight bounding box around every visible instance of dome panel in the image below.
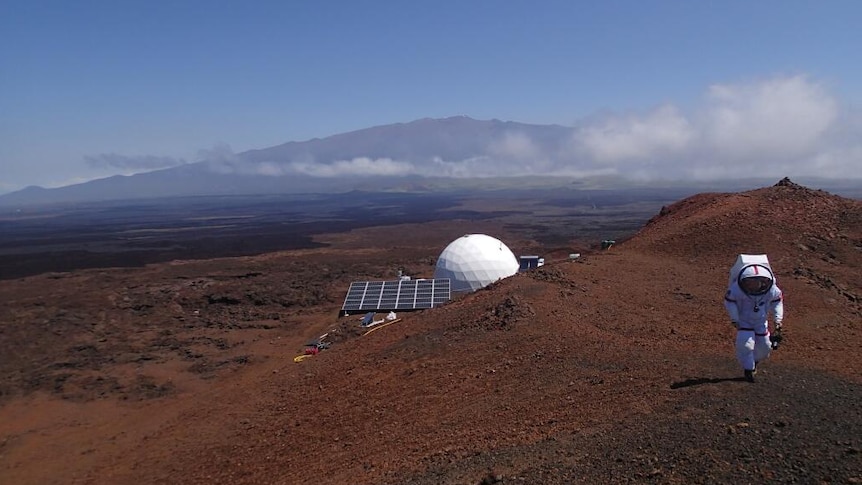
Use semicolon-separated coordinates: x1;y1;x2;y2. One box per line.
433;234;519;292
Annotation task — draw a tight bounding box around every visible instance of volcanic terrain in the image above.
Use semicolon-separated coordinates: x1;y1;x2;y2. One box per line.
1;179;860;484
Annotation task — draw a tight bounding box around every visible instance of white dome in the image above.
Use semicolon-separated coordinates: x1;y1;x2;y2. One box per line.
433;234;519;292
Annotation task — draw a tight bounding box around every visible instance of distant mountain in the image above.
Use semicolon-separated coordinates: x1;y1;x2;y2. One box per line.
242;116;573;166
0;165;364;207
0;117;575;207
2;116;860;207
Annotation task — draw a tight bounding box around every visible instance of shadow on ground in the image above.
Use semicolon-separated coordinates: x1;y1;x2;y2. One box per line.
670;376;747;389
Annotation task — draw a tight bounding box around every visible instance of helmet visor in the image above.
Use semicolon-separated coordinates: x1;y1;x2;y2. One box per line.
740;276;772;295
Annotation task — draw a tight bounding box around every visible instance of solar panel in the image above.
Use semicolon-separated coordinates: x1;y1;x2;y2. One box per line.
340;278;451;316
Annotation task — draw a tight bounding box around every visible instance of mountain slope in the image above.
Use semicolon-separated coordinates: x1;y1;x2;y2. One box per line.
243;115;572;166
106;180;862;483
0;117;575;206
627;177;861;314
0;180;859;484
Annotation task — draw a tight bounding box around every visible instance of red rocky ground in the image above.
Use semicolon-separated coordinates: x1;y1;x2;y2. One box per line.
1;179;860;484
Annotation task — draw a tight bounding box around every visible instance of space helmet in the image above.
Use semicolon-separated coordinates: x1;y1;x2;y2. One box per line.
737;264;774;296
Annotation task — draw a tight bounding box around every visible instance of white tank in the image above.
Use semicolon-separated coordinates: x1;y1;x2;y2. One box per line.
433;234;519;292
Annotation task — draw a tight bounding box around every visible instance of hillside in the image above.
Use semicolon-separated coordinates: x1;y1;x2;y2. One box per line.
0;180;860;484
628;177;861;317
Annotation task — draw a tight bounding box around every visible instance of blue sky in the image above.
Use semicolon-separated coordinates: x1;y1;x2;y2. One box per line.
2;0;861;192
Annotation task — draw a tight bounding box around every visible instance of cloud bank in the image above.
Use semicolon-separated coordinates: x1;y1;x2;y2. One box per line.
204;75;860;181
555;74;856;180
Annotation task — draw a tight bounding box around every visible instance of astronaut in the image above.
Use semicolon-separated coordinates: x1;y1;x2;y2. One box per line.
724;263;784;382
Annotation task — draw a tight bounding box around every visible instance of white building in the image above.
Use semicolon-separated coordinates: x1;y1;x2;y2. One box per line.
433;234;519;292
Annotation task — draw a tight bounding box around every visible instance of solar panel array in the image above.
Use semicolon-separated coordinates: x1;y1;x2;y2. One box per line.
340;278;451;315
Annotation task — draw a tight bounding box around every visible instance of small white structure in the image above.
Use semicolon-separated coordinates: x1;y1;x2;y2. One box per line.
433;234;519;292
518;255;545;271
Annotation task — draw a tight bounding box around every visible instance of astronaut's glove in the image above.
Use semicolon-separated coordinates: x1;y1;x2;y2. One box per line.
771;322;784;350
771;331;783;350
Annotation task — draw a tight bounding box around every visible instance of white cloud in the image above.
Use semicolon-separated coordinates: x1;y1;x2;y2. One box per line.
573;105;695;163
200;143;243;174
425;156;495;178
254;162;291;176
200;145;415;178
487;132;557;174
809;145;862;174
489;132;542;160
288;157;414;177
198;75;860;182
701;75;838;161
558;74;859;180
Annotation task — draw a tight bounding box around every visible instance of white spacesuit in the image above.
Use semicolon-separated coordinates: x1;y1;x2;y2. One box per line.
724;262;784;382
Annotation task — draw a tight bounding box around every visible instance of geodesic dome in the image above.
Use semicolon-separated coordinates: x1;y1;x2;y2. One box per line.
433;234;519;292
